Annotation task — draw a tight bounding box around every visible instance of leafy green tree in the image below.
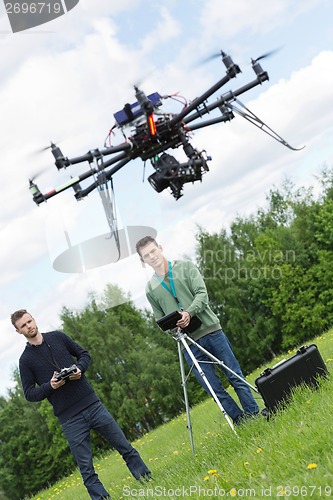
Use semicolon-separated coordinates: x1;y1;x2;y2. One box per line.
196;226;280;371
195;168;333;363
0;371;70;500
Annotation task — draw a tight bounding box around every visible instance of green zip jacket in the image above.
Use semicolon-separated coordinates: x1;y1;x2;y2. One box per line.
146;259;221;341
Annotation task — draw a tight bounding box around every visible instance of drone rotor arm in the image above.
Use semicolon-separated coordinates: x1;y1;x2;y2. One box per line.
169;70;238;127
61;142;132;169
183;73;269;126
31;175;87;204
99;142;132;156
31;148;132;204
185;113;234;132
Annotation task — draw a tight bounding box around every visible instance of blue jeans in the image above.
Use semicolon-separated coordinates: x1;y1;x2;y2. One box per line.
183;330;259;422
61;401;150;500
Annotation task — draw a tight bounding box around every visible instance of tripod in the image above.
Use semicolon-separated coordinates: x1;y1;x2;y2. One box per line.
172;329;261;453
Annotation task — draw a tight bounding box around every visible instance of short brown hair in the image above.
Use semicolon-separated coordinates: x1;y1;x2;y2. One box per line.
135;236;158;257
11;309;28;327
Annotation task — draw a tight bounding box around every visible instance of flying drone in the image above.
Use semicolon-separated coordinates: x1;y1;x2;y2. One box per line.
28;50;303;270
29;49;303;204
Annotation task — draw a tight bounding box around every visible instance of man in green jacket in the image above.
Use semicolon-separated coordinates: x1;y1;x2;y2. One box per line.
136;236;259;425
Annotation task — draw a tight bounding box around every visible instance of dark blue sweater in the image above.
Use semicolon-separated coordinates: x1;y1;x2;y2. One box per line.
19;331;99;424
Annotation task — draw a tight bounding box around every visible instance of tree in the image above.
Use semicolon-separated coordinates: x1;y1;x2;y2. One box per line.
0;371;71;500
195;168;333;363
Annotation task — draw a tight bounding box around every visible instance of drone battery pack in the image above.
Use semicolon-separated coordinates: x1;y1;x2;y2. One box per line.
255;344;328;412
114;92;162;126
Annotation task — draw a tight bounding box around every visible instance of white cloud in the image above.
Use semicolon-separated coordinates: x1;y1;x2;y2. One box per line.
200;0;325;40
139;6;181;53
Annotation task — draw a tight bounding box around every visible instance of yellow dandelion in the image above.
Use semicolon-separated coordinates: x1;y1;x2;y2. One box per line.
230;488;237;496
173;450;179;455
307;463;318;469
204;476;210;481
208;469;217;474
256;447;263;453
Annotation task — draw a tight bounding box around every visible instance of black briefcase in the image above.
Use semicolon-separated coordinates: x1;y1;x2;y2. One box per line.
255;344;328;412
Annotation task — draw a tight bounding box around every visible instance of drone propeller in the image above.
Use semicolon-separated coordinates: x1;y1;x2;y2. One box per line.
29;166;49;182
31;140;63;155
195;50;226;66
198;47;281;68
38;143;54;153
193;49;241;77
251;47;281;63
249;47;282;78
132;69;155;90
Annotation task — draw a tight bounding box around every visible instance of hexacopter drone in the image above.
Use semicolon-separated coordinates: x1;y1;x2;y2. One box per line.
29;49;303;202
29;50;303;264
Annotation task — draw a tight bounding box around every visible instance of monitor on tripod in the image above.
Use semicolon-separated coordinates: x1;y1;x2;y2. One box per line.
156;311;202;334
156;311;182;331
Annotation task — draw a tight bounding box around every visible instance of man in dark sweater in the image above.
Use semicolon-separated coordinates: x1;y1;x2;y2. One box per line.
11;309;151;500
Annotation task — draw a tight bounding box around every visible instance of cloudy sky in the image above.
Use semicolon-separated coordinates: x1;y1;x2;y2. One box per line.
1;0;333;397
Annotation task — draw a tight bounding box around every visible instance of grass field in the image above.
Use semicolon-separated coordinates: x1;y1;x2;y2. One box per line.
29;330;333;499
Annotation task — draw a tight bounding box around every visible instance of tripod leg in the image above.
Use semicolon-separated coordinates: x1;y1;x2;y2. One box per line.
185;334;258;393
180;337;237;436
177;341;195;454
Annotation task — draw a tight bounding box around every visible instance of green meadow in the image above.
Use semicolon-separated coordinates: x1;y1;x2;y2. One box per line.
30;330;333;499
